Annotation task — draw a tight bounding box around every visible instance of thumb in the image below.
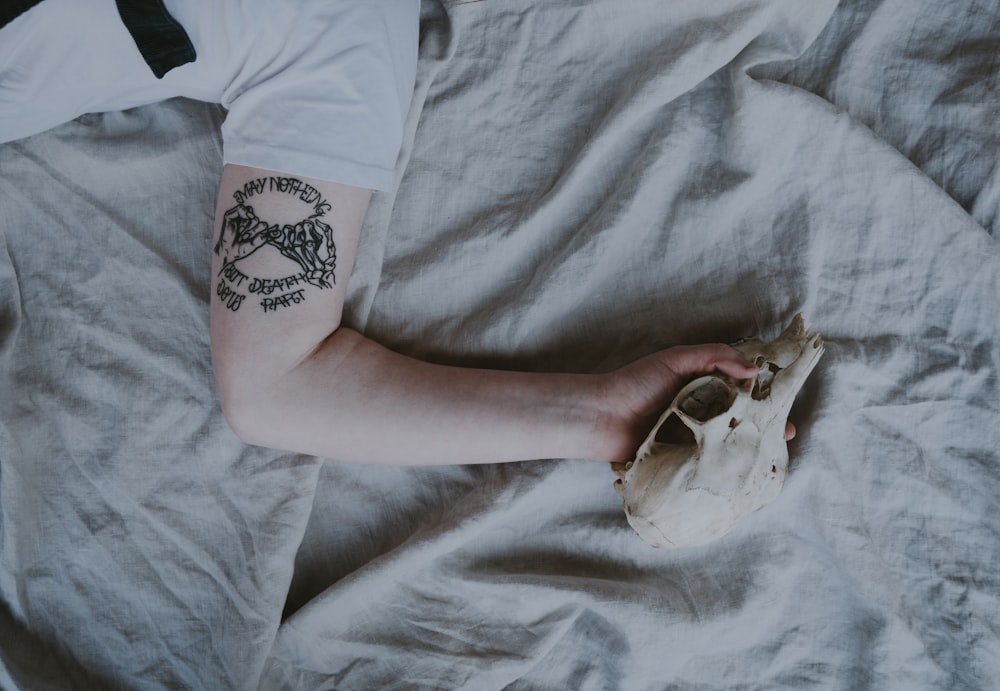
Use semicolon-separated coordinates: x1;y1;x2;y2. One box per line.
670;344;758;380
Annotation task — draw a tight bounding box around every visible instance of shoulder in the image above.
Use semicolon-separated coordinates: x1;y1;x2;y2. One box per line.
216;0;420;190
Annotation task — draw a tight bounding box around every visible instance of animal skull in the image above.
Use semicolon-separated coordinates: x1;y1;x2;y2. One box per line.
613;314;824;548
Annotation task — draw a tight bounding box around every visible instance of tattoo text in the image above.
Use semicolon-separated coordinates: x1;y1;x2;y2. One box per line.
213;176;336;313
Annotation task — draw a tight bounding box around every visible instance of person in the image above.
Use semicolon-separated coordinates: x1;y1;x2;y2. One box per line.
0;0;790;467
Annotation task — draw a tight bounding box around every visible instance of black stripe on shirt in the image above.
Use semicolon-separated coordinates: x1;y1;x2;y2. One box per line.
2;0;196;79
0;0;46;29
115;0;196;79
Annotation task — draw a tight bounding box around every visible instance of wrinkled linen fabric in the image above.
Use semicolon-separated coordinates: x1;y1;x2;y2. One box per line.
2;0;1000;689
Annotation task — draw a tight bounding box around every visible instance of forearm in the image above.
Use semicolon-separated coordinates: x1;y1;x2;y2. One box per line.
222;326;622;465
205;165;621;465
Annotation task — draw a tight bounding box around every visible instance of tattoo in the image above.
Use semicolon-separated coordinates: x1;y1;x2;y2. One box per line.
262;289;306;312
213;176;336;313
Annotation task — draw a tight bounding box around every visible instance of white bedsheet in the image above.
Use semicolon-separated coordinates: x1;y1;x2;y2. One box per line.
1;1;998;688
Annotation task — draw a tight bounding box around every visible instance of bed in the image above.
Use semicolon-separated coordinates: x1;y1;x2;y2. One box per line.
2;0;999;688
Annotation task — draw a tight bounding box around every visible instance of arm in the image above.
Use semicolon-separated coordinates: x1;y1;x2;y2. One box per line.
210;165;761;465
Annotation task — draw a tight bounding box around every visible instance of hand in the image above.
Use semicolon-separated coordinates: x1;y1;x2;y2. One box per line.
214;203;276;269
596;344;795;462
268;218;338;288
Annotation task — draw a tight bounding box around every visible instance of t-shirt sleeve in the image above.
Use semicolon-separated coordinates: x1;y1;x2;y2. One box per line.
220;0;419;191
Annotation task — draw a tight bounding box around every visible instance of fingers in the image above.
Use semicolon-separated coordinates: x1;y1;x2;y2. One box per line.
675;346;799;442
668;344;758;380
249;220;275;245
652;343;801;448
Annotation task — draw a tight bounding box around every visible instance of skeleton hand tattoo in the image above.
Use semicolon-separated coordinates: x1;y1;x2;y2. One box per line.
215;204;276;271
213;176;337;313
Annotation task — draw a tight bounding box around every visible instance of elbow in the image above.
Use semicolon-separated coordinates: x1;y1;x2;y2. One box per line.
216;379;273;448
212;347;284;449
211;325;362;453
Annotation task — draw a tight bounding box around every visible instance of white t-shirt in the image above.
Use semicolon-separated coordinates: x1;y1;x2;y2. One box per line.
0;0;420;190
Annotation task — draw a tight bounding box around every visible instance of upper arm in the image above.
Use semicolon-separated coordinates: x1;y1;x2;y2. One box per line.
209;164;371;413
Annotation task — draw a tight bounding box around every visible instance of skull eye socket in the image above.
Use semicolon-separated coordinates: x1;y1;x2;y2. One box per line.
653;413;696;445
677;377;737;422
